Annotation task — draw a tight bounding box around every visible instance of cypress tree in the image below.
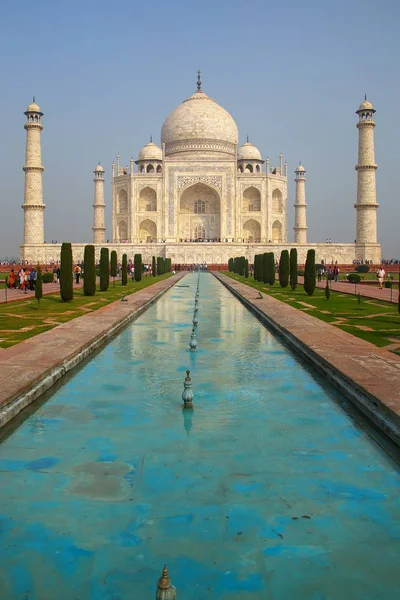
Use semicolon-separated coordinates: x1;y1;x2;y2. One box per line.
255;254;261;281
134;254;142;282
121;253;127;286
157;256;163;275
83;244;96;296
60;242;73;301
325;276;330;300
304;249;316;296
228;258;233;272
165;258;171;272
263;252;269;284
244;259;249;278
152;256;156;277
253;255;258;280
110;250;118;287
268;253;275;285
279;250;289;288
35;264;43;306
290;248;298;291
99;247;110;291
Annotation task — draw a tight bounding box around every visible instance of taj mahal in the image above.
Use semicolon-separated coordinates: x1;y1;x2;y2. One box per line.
20;73;381;265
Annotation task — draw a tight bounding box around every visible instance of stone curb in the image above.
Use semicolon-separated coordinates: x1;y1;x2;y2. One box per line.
214;273;400;447
0;274;185;430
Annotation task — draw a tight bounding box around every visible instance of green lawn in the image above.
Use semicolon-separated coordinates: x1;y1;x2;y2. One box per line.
0;274;172;348
224;272;400;352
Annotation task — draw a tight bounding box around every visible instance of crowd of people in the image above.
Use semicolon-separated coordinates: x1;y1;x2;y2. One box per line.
6;268;39;293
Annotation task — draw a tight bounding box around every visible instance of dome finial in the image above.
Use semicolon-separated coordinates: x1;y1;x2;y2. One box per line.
197;69;201;91
33;95;35;103
246;135;249;143
150;135;153;143
365;93;367;101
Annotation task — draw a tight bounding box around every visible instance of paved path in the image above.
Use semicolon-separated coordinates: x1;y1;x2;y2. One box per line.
215;273;400;445
0;280;83;304
314;278;398;304
0;272;185;428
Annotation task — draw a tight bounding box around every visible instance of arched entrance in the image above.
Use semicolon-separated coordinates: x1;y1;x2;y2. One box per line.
139;219;157;242
243;219;261;243
179;183;221;241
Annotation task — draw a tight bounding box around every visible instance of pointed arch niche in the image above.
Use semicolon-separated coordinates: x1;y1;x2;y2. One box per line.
243;186;261;212
139;186;157;212
139;219;157;242
243;219;261;243
272;220;282;242
118;189;128;213
272;189;283;213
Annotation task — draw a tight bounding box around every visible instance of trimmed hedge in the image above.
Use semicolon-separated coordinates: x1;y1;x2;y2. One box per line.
290;248;298;291
347;273;361;284
228;258;233;272
304;249;316;296
262;252;269;284
244;259;249;278
268;253;275;285
157;256;164;275
42;272;53;284
110;250;118;284
121;254;128;286
83;245;96;296
60;242;73;302
152;256;156;277
99;247;110;291
35;265;43;304
279;250;289;288
134;254;142;282
355;264;370;273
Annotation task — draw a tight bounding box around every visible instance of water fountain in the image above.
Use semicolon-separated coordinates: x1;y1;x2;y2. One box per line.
182;369;194;408
156;565;176;599
189;329;197;351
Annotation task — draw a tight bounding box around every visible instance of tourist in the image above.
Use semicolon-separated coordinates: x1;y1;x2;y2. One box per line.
75;264;81;284
317;268;322;282
333;266;339;282
29;268;36;290
56;266;60;284
53;265;58;283
23;269;29;294
376;266;385;289
7;270;16;289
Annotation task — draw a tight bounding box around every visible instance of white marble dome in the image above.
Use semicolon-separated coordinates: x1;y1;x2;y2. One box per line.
94;163;104;172
238;141;262;161
161;89;238;157
138;141;163;161
357;98;375;112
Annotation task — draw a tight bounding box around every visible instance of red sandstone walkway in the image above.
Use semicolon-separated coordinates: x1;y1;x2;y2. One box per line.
0;280;83;304
298;277;398;304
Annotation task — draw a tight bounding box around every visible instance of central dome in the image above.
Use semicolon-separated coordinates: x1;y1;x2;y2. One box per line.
161;88;238;158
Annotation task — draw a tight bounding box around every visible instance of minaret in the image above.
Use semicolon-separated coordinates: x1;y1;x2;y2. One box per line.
355;96;378;247
294;162;307;244
92;163;106;244
22;98;45;245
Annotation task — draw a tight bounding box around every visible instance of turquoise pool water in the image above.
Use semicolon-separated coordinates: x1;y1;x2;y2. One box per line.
0;273;399;599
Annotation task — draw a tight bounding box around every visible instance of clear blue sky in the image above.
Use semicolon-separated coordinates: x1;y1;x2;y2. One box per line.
0;0;399;259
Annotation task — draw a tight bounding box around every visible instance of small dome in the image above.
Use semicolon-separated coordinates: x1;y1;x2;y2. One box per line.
357;97;375;113
238;141;262;161
295;163;305;172
94;163;104;172
26;101;41;113
137;141;162;161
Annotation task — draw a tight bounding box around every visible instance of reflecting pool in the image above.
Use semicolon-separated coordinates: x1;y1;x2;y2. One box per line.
0;273;399;599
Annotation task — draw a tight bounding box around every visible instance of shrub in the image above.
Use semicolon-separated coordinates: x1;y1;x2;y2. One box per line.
42;272;53;284
279;250;289;288
121;254;127;286
262;253;269;284
384;280;392;289
165;258;172;272
297;269;305;276
134;254;142;282
347;273;361;284
60;242;73;302
244;259;249;278
325;277;330;301
268;253;275;285
110;250;118;286
99;247;109;291
303;249;316;296
152;256;156;277
35;265;43;305
157;256;164;275
355;264;370;273
290;248;298;291
83;245;96;296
